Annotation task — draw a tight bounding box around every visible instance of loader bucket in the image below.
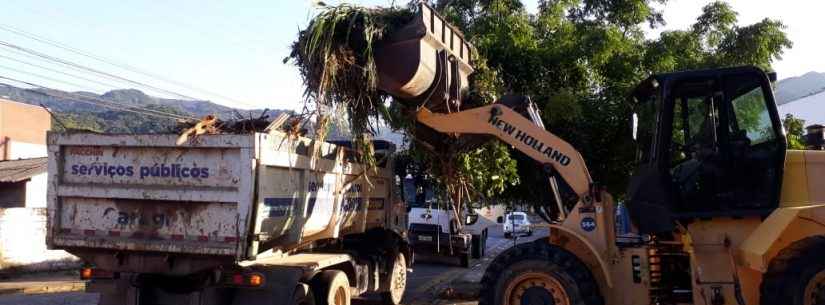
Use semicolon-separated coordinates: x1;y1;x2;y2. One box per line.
375;2;474;111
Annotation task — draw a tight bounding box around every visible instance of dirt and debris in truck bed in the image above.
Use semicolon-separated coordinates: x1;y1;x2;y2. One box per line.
174;110;307;144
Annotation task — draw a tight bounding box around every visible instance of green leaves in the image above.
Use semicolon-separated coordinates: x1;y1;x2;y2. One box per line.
457;142;521;197
783;113;807;150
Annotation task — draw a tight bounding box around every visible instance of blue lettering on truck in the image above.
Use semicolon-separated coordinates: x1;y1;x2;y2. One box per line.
69;163;210;179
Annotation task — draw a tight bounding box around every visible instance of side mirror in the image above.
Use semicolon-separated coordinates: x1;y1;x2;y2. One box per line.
496;216;504;224
631;112;639;141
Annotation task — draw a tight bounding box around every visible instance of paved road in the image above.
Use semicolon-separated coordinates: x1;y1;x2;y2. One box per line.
401;226;546;305
0;226;547;305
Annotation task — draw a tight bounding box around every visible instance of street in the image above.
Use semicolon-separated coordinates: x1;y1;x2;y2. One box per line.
0;225;546;305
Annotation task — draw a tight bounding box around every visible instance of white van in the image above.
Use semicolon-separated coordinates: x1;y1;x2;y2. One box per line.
503;211;532;238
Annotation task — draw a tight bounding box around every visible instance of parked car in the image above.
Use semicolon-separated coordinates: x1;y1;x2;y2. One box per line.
503;211;532;238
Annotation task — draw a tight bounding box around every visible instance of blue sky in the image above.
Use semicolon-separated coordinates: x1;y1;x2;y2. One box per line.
0;0;819;111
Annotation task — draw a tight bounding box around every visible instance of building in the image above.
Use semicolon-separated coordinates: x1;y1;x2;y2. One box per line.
806;124;824;150
0;157;47;208
0;98;51;160
0;98;77;271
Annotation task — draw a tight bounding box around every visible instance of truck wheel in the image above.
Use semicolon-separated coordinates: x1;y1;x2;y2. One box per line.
311;270;351;305
460;252;472;268
479;241;603;305
472;235;483;259
293;283;316;305
481;230;488;257
505;232;512;239
381;252;407;305
761;236;825;305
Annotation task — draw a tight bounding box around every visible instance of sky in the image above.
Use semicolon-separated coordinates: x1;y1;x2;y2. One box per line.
0;0;821;111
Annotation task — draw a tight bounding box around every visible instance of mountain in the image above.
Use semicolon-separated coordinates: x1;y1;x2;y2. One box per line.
0;84;283;133
0;84;407;146
779;90;825;126
774;71;825;105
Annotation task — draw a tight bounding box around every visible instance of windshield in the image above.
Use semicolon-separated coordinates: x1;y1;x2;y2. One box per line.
508;214;525;221
403;178;438;209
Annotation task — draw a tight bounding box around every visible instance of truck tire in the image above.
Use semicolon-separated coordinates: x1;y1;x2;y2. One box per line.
381;252;407;305
761;236;825;305
479;240;603;305
472;235;483;259
460;251;472;268
311;270;351;305
481;229;488;257
505;232;512;239
293;283;316;305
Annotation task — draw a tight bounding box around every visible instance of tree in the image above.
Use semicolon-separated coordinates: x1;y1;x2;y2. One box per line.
783;113;806;150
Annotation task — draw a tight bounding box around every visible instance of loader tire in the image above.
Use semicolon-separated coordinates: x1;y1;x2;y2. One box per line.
761;236;825;305
479;240;603;305
311;270;351;305
292;283;316;305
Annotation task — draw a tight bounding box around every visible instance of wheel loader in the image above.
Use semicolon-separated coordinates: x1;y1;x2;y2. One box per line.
373;3;825;305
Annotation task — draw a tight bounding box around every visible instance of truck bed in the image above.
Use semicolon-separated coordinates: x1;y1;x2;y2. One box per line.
46;132;403;275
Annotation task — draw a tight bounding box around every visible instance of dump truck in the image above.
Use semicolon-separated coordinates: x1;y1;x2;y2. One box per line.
46;132;410;305
404;183;474;268
403;176;502;267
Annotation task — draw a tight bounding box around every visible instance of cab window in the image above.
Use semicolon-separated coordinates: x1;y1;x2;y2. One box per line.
729;85;775;146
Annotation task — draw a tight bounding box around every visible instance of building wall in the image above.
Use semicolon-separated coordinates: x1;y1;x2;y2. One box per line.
0;208;78;271
24;173;47;208
0;99;51;161
5;141;47;160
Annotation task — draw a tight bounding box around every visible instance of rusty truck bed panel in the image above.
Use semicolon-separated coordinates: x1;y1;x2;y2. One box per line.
47;133;255;259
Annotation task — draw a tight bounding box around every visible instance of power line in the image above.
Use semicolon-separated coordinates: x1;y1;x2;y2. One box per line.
0;74;194;121
0;76;192;121
0;23;258;108
0;39;208;103
0;54;122;90
0;63;88;91
0;44;126;89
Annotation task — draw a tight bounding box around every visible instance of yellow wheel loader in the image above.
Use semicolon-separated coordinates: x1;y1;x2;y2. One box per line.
374;4;825;305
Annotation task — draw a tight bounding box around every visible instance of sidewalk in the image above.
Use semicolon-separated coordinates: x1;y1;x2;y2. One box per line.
0;272;85;295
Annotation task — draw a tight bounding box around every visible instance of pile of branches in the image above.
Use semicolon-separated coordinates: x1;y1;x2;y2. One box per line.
287;4;414;139
285;3;517;218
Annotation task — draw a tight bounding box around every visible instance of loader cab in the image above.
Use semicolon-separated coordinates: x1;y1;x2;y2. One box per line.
627;66;786;233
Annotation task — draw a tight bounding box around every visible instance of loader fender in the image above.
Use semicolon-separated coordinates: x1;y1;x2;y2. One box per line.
739;205;825;273
547;224;613;290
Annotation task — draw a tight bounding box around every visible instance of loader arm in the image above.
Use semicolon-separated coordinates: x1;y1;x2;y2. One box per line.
416;104;593;198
